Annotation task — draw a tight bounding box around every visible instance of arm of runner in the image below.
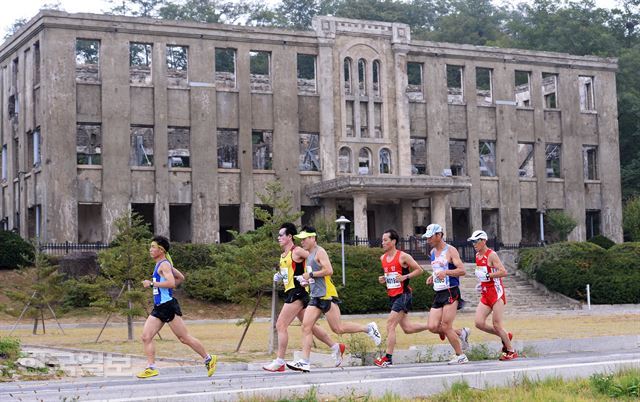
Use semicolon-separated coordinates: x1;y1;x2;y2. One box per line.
303;248;333;279
155;261;176;288
172;267;185;286
444;246;466;278
398;253;424;282
487;252;507;279
292;245;309;263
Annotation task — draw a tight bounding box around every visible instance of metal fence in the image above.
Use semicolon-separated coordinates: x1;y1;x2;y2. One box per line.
39;242;109;256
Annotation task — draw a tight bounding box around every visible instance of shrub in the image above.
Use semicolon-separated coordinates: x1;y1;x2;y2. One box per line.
588;234;615;249
623;196;640;241
169;243;217;273
545;210;577;242
0;231;34;269
0;337;20;360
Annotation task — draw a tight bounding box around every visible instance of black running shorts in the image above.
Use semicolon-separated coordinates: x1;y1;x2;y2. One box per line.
389;292;413;313
431;287;465;310
308;297;340;313
150;298;183;323
284;287;310;308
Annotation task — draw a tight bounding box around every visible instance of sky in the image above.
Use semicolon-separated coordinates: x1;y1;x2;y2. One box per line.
0;0;624;38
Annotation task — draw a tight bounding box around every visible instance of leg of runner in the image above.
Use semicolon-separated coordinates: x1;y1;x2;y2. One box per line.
300;309;345;367
426;307;443;335
167;316;217;376
287;305;323;372
264;300;303;372
440;302;463;356
398;313;429;334
491;299;514;352
137;315;164;378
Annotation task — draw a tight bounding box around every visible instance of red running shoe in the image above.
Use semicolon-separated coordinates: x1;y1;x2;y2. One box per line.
501;332;513;353
499;350;518;361
374;355;392;367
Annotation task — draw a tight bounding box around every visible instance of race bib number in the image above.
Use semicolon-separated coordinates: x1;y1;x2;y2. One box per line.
432;269;449;291
280;267;289;285
152;278;159;295
475;265;490;282
384;272;401;289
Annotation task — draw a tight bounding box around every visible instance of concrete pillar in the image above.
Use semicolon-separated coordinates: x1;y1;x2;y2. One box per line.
153;41;170;238
531;68;549;233
353;193;368;240
463;60;482;231
392;43;411;176
315;26;337;180
400;199;414;237
423;58;448;176
236;44;255;232
431;193;447;236
323;198;337;222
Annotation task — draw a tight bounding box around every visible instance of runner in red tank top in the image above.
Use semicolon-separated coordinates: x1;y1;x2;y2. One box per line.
468;229;517;361
374;229;429;367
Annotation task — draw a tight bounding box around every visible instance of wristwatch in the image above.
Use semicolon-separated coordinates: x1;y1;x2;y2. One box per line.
309;271;314;279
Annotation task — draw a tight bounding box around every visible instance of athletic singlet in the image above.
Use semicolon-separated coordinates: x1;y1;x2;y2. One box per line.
152;259;173;306
475;248;504;290
307;246;339;300
430;245;459;291
279;246;305;292
381;250;411;297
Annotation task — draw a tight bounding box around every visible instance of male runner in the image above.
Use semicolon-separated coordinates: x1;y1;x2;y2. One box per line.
136;236;217;378
287;226;382;372
263;223;345;372
468;229;517;360
422;223;471;365
374;229;429;367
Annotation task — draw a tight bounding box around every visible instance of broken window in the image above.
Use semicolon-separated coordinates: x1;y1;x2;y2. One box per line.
34;42;40;86
130;42;152;85
476;67;492;106
449;139;467;176
586;210;601;239
373;60;381;97
338;147;352;173
358;147;372;175
518;143;534;177
514;70;531;107
299;132;320;172
542;73;558;109
545;143;561;178
27;128;41;168
344;58;352;95
78;203;103;242
410;138;426;175
130;126;154;167
406;62;423;101
168;127;190;168
579;76;595;111
132;203;155;234
297;54;316;94
345;101;355;137
1;144;6;181
583;145;598;180
12;138;19;177
447;65;463;104
360;102;369;138
215;48;236;89
8;94;17;118
374;102;382;138
379;148;392;174
27;204;41;239
482;209;499;239
170;204;192;242
76;123;102;165
166;45;188;86
217;129;238;169
75;39;100;83
358;59;367;96
479;140;496;177
250;51;271;91
252;130;273;170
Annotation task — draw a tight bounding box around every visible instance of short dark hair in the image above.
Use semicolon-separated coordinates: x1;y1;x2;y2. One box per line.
152;235;170;252
280;222;297;237
384;229;399;244
300;225;316;234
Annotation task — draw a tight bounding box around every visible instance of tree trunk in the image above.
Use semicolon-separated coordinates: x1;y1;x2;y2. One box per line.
236;292;263;352
127;280;133;341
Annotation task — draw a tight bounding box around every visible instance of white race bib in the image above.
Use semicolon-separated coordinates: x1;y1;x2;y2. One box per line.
152;278;159;295
432;269;449;291
475;265;490;282
384;272;401;289
280;267;289;285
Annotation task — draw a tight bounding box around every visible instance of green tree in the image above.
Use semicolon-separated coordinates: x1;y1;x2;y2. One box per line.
545;210;577;242
3;18;27;40
107;0;166;17
623;196;640;240
427;0;508;45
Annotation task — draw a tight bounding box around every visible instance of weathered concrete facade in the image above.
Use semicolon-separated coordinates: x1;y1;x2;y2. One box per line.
0;11;623;243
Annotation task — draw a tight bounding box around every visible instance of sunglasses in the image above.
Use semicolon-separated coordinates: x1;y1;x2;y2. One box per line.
471;239;484;244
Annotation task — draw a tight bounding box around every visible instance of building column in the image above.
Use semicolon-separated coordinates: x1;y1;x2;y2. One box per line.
400;199;414;237
353;193;368;240
431;193;447;236
236;44;255;232
323;198;337;223
153;41;170;238
392;28;411;176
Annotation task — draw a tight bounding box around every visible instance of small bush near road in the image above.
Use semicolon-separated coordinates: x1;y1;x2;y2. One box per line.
0;337;20;360
0;231;34;269
587;234;615;249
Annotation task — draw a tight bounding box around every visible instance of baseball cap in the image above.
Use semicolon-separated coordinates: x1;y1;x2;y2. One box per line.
422;223;443;239
468;230;488;241
294;230;317;240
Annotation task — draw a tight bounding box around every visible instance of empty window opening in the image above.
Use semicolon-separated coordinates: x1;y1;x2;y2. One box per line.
130;42;152;85
379;148;391;174
27;128;41;168
479;140;496;177
27;204;41;239
410;138;426;175
301;206;321;227
358;59;367;96
579;76;595;111
132;203;155;234
373;60;381;97
34;42;40;86
76;39;100;83
77;123;102;165
545;144;561;178
520;209;540;244
449;139;467;176
345;101;355;137
406;62;423;101
360;102;369;138
481;209;499;240
130;126;154;167
166;45;188;86
447;65;463;104
583;145;598;180
168;127;190;168
254;205;273;230
542;73;558;109
297;54;316;94
586;210;601;239
252;130;273;170
13;138;19;177
1;144;7;181
338;147;352;173
250;51;271;91
452;209;470;242
344;58;352;95
514;70;531;107
169;204;191;243
219;205;239;243
215;48;236;89
217;129;238;169
78;203;103;242
358;147;372;175
518;143;535;177
374;103;382;138
299;132;320;172
476;67;492;106
8;94;18;120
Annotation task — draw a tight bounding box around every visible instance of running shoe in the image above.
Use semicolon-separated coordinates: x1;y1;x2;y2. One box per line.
286;359;311;372
460;327;471;351
367;322;382;346
447;354;469;365
499;350;518;361
205;355;218;377
136;367;159;378
262;360;285;372
374;356;392;368
501;332;513;353
332;343;346;367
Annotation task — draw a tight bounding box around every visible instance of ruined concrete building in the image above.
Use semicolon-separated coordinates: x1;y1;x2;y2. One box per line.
0;11;623;244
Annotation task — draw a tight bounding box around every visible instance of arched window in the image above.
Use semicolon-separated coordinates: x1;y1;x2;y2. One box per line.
338;147;352;173
379;148;391;174
373;60;380;96
343;58;352;95
358;59;366;96
358;147;371;175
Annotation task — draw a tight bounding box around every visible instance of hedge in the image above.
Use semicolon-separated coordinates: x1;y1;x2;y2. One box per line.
0;231;34;269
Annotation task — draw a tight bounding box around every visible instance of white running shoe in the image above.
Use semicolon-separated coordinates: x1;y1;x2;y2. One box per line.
460;327;471;351
286;359;310;372
448;353;469;365
367;322;382;346
332;343;346;367
262;360;285;372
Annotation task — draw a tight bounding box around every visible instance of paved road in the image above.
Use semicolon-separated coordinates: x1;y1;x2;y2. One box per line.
1;350;638;401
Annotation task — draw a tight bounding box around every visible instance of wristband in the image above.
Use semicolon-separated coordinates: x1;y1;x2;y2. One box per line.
310;271;314;279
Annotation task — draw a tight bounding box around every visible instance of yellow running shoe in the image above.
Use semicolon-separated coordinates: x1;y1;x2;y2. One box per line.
136;367;159;378
206;355;217;377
